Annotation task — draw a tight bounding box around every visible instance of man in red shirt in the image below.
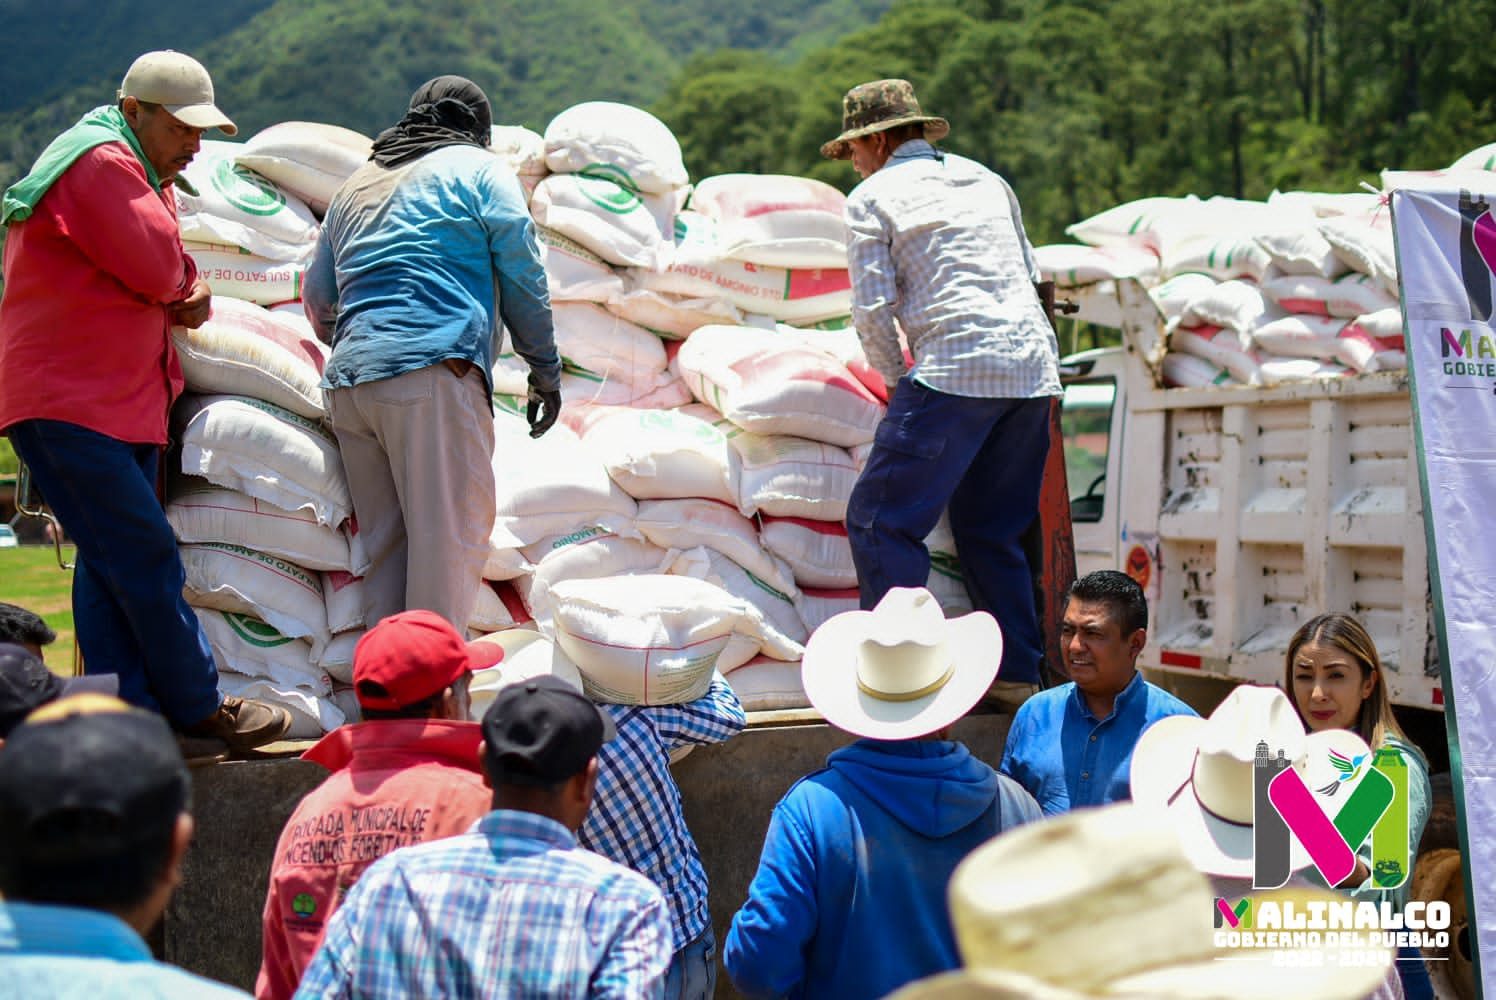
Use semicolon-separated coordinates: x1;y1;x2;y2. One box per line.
0;51;288;751
255;610;502;1000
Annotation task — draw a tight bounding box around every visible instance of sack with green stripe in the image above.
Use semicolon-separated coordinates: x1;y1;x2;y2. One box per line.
182;543;331;653
176;394;350;528
176;140;319;262
529;169;681;269
194;608;329;697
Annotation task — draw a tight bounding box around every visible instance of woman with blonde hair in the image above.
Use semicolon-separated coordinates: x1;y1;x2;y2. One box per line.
1284;612;1434;998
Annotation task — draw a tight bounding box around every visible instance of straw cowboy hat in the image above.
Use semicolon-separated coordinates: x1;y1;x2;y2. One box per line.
887;803;1392;1000
466;629;584;721
801;587;1000;739
821;79;950;160
1129;684;1375;879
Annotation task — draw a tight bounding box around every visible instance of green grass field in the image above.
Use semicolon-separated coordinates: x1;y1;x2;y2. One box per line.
0;545;77;674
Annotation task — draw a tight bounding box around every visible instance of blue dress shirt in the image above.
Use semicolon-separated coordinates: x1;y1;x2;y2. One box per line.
1000;671;1198;814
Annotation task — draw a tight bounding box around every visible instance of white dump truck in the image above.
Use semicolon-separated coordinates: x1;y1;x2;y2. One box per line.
1057;279;1440;711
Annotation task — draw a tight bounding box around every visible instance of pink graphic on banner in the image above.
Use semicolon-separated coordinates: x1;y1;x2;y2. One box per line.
1215;898;1242;928
1267;768;1358;886
1475;210;1496;276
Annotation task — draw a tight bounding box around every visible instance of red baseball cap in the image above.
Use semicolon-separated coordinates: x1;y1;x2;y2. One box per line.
353;610;503;711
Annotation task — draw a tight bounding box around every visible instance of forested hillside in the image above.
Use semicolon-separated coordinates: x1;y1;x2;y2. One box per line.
655;0;1496;243
0;0;890;183
3;0;1493;248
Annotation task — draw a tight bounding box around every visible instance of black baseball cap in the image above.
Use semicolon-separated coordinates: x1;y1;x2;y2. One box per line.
0;702;190;867
0;643;118;738
481;675;617;786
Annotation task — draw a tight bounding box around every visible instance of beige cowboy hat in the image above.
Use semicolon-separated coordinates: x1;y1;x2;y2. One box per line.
466;629;584;721
821;79;950;160
801;587;1000;739
1130;684;1375;879
888;803;1393;1000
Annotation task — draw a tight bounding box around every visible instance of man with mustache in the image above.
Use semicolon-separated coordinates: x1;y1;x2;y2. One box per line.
0;50;290;753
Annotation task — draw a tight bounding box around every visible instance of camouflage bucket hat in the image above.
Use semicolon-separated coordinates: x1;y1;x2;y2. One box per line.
821;79;950;160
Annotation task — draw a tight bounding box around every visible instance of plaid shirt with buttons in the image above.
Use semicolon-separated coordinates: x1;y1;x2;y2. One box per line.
579;674;746;951
293;810;672;999
845;139;1060;400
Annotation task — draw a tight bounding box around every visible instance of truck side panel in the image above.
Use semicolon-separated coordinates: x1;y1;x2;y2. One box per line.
1065;283;1439;709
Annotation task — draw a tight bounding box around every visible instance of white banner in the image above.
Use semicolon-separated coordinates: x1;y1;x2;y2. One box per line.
1393;186;1496;985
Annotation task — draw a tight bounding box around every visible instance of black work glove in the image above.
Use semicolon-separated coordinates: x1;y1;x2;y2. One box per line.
526;380;562;438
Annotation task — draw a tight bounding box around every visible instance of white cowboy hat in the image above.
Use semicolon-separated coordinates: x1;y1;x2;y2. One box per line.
890;803;1392;1000
466;629;584;721
884;969;1085;999
801;587;1001;740
1129;684;1375;879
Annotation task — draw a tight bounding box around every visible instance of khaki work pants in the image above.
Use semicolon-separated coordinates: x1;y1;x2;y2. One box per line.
327;362;495;632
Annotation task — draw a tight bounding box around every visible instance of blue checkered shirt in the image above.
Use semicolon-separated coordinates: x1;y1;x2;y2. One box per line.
293;810;672;999
846;140;1061;399
579;674;746;951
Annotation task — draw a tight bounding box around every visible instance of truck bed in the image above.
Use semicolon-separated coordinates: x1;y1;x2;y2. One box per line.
1068;280;1439;709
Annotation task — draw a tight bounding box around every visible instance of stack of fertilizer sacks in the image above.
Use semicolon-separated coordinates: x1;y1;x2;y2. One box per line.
166;122;375;737
162;104;978;729
1032;141;1496;389
478;102;975;714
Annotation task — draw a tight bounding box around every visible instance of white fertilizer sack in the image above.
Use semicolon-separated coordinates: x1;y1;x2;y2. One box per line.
182;542;329;648
177;141;319;261
172;296;328;419
690;173;848;269
543;101;688;194
235;121;373;215
176;394;349;527
548;574;744;705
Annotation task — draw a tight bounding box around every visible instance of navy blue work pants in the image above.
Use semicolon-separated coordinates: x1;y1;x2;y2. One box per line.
846;378;1052;684
8;419;220;726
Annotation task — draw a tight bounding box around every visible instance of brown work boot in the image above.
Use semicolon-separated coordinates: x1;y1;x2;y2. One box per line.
181;696;292;751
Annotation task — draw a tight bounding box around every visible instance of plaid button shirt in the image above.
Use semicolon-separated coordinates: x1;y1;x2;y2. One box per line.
293;810;672;999
846;140;1061;399
579;674;746;951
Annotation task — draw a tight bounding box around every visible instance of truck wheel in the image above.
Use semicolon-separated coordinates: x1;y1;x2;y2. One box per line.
1411;847;1475;1000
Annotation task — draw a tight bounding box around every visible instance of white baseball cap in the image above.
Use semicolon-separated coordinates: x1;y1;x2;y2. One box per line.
118;50;236;135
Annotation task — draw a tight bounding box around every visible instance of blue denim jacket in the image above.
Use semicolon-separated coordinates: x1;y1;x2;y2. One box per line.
304;144;560;394
1000;671;1198;814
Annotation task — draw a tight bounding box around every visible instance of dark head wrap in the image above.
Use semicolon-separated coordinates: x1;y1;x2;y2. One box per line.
370;75;493;168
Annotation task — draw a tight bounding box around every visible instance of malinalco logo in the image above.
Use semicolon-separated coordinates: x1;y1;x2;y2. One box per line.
1209;744;1451;957
1251;743;1409;890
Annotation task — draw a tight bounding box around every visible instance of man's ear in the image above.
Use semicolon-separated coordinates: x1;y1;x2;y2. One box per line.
120;96;141;126
576;757;599;810
1128;628;1148;659
165;813;194;891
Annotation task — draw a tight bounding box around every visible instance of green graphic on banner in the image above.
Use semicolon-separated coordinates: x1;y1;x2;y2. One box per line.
1371;748;1411;887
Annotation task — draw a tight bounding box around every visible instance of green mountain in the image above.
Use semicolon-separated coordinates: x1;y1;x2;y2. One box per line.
0;0;891;183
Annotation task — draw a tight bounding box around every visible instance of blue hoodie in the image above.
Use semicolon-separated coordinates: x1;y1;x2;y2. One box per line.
724;738;1042;1000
